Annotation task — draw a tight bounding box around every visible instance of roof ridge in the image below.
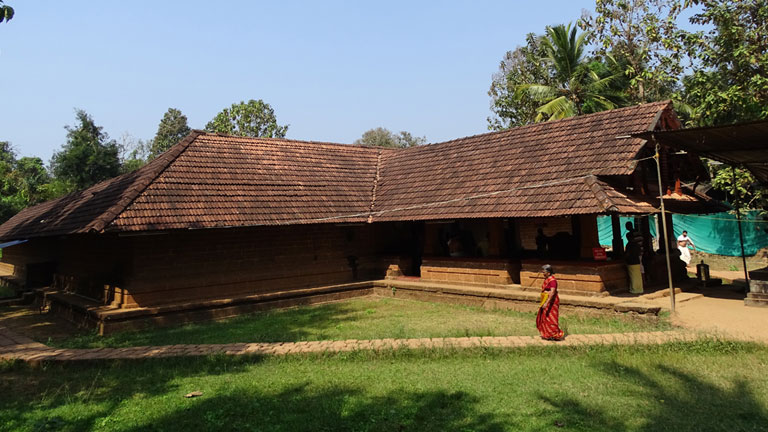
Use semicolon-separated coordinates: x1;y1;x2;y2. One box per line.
85;130;204;233
194;130;401;152
584;175;619;213
366;149;385;223
410;100;672;150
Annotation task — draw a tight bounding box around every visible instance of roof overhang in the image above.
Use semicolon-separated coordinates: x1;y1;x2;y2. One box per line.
633;120;768;185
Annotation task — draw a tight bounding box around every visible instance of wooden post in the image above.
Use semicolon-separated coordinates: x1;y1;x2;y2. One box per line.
487;219;505;257
732;166;751;292
579;214;600;259
654;142;675;312
611;214;624;257
423;223;440;256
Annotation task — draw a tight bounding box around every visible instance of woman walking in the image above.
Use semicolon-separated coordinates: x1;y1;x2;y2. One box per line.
537;264;564;341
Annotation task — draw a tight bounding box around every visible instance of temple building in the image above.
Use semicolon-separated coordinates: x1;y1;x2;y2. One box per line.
0;101;721;332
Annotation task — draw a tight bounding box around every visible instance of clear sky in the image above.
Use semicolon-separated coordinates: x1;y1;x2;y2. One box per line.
2;0;600;161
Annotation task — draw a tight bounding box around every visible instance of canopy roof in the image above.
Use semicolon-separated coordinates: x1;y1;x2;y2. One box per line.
634;120;768;185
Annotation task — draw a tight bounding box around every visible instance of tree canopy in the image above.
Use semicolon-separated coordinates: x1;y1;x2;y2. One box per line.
50;110;121;192
354;128;426;148
488;33;552;129
0;1;13;24
580;0;687;104
682;0;768;126
205;99;288;138
514;23;624;122
150;108;191;158
0;142;51;223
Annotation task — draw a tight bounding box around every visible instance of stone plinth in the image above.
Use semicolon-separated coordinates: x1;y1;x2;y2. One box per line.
520;259;627;294
420;257;520;285
746;266;768;307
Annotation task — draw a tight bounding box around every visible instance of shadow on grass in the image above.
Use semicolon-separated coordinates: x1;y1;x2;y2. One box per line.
0;356;509;432
122;385;508;432
0;355;263;432
56;300;374;348
539;358;768;431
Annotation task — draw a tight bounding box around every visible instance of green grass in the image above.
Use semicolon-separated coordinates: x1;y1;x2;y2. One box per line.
1;340;767;431
53;297;673;349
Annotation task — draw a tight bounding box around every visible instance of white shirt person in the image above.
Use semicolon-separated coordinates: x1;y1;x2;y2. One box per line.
677;230;696;265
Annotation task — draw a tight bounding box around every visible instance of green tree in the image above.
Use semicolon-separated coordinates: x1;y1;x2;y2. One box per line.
205;99;288;138
0;1;13;23
14;156;50;205
488;33;552;129
0;142;23;222
515;23;624;121
683;0;768;126
118;132;151;174
580;0;688;103
50;110;120;191
354;128;426;148
0;142;52;223
711;166;765;213
150;108;191;158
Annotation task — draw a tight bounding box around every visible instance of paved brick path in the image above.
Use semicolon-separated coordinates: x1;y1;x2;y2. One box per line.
0;326;699;364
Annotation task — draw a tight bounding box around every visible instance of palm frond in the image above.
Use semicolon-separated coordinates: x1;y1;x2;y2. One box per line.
536;96;576;122
516;84;559;102
584;94;617;112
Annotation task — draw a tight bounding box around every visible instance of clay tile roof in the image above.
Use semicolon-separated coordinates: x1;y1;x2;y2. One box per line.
0;131;200;240
0;101;675;241
109;134;385;231
371;100;671;220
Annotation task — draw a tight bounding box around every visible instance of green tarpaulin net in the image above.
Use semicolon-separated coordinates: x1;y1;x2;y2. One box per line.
598;211;768;257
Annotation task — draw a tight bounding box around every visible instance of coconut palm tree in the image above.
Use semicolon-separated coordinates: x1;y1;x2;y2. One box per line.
515;23;624;122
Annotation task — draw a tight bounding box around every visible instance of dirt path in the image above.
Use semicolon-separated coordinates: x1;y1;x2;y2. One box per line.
0;327;699;363
670;287;768;343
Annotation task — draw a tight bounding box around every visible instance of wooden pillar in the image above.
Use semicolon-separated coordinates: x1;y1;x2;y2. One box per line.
611;214;624;257
638;216;653;254
423;223;440;256
579;214;600;259
487;219;505;257
663;212;675;252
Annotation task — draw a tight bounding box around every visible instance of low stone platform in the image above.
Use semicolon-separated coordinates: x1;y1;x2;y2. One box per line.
746;267;768;307
33;277;668;335
42;281;374;335
375;278;662;315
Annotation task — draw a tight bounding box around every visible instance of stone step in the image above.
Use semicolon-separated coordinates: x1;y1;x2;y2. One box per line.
745;292;768;308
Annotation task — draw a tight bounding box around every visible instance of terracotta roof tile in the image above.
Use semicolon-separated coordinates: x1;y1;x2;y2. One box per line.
0;102;679;240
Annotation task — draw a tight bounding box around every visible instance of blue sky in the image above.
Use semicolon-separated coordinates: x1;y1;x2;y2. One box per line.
3;1;607;160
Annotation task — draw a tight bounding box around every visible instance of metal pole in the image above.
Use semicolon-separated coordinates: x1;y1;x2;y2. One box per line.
732;166;751;293
654;142;676;312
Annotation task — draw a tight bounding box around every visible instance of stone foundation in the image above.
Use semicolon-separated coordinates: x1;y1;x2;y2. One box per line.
520;259;628;293
745;266;768;307
420;257;520;285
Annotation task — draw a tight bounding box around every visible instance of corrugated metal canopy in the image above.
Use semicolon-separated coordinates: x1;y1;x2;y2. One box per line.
634;120;768;185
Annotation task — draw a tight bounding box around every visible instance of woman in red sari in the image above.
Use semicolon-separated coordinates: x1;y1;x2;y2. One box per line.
537;264;564;341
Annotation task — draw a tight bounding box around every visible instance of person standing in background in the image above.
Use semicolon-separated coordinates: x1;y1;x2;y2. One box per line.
677;230;696;265
625;222;644;294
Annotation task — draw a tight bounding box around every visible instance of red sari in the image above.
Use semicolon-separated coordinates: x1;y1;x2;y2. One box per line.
536;275;564;340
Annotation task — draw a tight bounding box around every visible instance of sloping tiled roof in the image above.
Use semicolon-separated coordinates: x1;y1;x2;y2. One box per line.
372;101;671;220
0;101;675;241
0;132;199;240
109;134;386;230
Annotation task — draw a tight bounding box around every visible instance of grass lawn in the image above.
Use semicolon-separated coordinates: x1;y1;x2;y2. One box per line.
53;297;673;349
1;341;767;431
